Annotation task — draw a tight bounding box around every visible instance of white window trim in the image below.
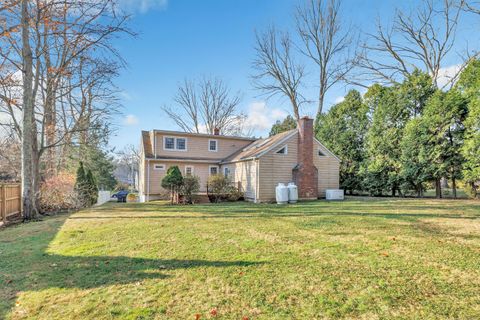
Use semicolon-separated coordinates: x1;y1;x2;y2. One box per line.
275;144;288;155
185;165;194;176
209;165;219;176
224;167;229;176
208;139;218;152
153;163;166;171
163;136;188;152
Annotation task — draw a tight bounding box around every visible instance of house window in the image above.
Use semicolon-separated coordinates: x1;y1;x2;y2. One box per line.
276;145;288;155
209;166;219;176
318;149;326;156
209;139;218;152
164;137;175;150
224;167;230;178
176;138;186;150
153;164;166;171
164;136;187;151
185;166;194;176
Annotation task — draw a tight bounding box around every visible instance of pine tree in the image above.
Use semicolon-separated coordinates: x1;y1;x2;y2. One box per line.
316;90;369;194
74;162;88;207
161;166;183;204
86;169;98;205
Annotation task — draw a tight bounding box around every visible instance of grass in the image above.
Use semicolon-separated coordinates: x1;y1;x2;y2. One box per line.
1;198;480;319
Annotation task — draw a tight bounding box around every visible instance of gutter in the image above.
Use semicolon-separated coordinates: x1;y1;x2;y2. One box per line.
145;157;222;164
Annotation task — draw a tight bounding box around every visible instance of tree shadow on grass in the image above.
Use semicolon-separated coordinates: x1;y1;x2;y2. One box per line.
0;215;263;319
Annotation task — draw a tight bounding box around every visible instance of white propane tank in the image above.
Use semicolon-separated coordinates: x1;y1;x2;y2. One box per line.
287;182;298;203
275;183;289;204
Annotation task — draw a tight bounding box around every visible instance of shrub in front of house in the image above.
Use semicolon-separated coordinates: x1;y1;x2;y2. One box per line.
207;174;241;203
180;175;200;204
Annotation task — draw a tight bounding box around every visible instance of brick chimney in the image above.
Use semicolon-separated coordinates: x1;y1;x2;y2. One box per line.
213;127;220;135
293;116;318;200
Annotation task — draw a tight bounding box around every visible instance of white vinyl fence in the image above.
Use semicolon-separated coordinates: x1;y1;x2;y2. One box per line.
96;191;112;206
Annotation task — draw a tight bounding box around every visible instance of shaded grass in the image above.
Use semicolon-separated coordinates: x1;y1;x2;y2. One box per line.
1;197;480;319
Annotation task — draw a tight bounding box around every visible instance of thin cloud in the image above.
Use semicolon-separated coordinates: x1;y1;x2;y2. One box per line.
119;0;168;14
245;101;288;133
437;64;461;89
123;114;139;126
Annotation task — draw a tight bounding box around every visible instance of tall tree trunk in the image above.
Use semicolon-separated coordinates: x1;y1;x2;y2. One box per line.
435;179;442;199
452;177;457;199
21;0;38;220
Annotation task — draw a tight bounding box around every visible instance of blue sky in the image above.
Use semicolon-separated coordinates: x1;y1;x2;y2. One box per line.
110;0;479;150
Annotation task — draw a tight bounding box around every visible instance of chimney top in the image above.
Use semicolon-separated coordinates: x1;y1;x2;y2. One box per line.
213;128;220;135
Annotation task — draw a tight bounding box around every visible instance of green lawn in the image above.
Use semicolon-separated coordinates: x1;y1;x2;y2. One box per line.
1;198;480;319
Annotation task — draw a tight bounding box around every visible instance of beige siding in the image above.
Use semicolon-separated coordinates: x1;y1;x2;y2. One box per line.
256;133;340;202
257;133;299;201
313;141;340;197
146;161;218;195
223;160;257;200
154;132;252;159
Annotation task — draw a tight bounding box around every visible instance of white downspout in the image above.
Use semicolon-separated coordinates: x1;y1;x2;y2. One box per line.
255;159;259;203
147;159;150;202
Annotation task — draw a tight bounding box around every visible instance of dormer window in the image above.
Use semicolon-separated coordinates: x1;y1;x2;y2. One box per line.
163;136;187;151
276;145;288;155
164;137;175;150
209;139;218;152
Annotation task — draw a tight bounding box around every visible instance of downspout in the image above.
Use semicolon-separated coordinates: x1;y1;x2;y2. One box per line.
153;130;157;158
255;159;259;203
147;159;150;202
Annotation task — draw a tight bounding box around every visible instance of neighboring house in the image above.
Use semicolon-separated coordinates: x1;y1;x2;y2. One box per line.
138;117;340;202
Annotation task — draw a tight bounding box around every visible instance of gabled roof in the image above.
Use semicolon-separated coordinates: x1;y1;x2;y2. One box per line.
221;129;297;163
153;129;256;141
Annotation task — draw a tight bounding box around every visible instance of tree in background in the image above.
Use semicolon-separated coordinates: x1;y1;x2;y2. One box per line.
269;115;297;136
86;169;99;206
161;166;184;204
74;162;89;207
362;86;407;196
355;0;468;88
296;0;356;116
252;27;306;122
400;118;432;197
456;59;480;198
316;90;368;194
162;77;249;136
362;71;435;196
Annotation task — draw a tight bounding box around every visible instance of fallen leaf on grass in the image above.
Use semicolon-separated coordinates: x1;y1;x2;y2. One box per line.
210;308;217;317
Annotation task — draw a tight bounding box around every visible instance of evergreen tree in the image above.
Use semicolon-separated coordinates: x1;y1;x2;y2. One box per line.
456;59;480;198
86;169;99;205
362;85;408;196
74;162;89;207
421;90;468;198
269;115;297;137
316;90;369;194
400;118;431;196
362;71;435;196
161;166;184;204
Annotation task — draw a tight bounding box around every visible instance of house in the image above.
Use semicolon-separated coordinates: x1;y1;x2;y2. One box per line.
138;117;340;202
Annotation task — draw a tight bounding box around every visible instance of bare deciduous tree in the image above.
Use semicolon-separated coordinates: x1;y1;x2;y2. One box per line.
296;0;355;115
0;0;132;220
162;77;247;135
355;0;469;89
252;27;306;122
